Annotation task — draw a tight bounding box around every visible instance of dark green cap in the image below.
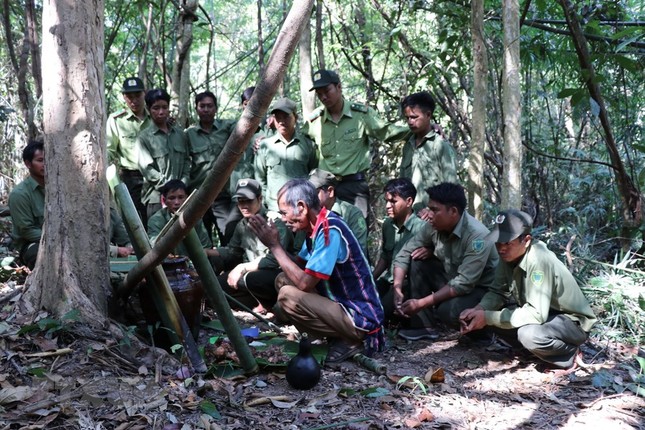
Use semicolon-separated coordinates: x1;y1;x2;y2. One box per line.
308;168;337;189
122;77;144;93
233;178;262;200
487;209;533;243
270;97;298;115
310;69;340;91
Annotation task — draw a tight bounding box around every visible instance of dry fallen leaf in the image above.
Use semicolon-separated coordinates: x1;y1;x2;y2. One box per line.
418;407;434;422
424;367;445;383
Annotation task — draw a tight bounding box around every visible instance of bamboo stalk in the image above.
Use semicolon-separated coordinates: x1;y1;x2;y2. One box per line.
113;183;206;373
181;228;258;375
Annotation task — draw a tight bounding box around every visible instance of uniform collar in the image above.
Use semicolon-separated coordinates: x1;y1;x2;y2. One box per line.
322;98;352;122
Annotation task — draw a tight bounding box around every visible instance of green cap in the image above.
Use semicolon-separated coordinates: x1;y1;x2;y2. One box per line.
122;77;144;93
308;168;337;189
487;209;533;243
310;69;340;91
233;178;262;200
270;97;297;115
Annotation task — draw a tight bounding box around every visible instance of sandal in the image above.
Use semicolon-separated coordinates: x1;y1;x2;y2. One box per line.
325;339;364;364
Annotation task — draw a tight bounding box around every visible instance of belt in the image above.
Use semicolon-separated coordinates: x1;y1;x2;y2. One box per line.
120;168;142;176
335;172;366;182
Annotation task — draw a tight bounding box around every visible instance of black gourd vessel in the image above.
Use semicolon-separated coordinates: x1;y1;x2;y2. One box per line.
286;333;321;390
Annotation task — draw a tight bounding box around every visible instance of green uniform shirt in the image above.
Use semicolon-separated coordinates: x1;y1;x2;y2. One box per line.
303;98;409;176
330;199;368;257
399;130;458;207
217;209;293;270
185;119;236;191
480;240;597;332
109;207;132;258
136;124;191;205
8;176;45;252
380;213;426;283
393;212;498;295
255;130;318;211
147;207;212;256
106;109;151;170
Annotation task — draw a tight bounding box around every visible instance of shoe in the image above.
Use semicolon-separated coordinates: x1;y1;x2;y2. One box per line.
398;327;440;341
325;339;364;364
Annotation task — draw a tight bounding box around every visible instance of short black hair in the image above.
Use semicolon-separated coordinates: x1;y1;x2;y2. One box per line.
426;182;466;214
384;178;417;201
145;88;171;108
241;86;255;104
161;179;187;197
195;91;217;110
22;140;44;163
401;91;436;115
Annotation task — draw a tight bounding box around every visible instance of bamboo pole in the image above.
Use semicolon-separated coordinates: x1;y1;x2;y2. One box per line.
113;182;207;373
121;0;314;292
182;229;258;375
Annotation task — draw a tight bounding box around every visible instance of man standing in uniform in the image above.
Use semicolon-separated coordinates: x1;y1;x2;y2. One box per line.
9;141;45;269
400;91;458;217
305;69;409;218
460;210;596;370
107;77;150;225
248;179;384;364
186;91;237;245
393;182;498;341
255;97;318;213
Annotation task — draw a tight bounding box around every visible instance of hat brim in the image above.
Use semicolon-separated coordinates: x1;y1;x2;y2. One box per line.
485;225;520;244
233;190;257;200
122;88;144;94
271;108;294;115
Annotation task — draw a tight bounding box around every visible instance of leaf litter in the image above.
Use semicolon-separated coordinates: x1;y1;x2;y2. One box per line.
0;293;642;429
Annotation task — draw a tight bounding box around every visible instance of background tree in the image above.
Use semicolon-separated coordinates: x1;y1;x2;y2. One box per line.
22;0;109;323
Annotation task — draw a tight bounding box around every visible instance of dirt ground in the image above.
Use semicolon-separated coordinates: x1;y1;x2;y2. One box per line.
0;286;643;430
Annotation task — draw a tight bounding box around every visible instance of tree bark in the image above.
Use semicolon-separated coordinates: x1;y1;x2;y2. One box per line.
501;0;523;209
23;0;108;325
170;0;197;127
123;0;315;291
299;13;316;118
315;0;324;69
469;0;487;219
559;0;642;226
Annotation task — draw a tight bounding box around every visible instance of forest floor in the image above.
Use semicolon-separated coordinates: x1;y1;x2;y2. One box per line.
0;277;643;430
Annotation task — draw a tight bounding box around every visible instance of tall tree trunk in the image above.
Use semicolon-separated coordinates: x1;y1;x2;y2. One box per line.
469;0;487;219
170;0;197;127
559;0;642;227
25;0;41;100
123;0;314;290
314;0;324;69
256;0;265;77
299;15;316;118
501;0;522;209
1;0;39;139
23;0;109;324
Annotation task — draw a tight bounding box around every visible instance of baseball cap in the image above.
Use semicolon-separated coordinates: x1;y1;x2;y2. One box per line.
122;77;144;93
233;178;262;200
308;168;338;189
270;97;297;115
487;209;533;243
310;69;340;91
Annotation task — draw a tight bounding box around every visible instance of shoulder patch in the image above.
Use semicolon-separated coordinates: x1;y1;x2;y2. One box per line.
308;108;323;122
530;270;544;286
471;238;485;253
112;109;128;118
350;103;368;113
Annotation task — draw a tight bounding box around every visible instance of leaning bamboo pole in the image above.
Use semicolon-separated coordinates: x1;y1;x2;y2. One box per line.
181;229;258;375
121;0;314;292
113;181;206;373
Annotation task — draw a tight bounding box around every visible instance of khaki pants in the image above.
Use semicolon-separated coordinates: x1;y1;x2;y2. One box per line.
277;283;365;344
